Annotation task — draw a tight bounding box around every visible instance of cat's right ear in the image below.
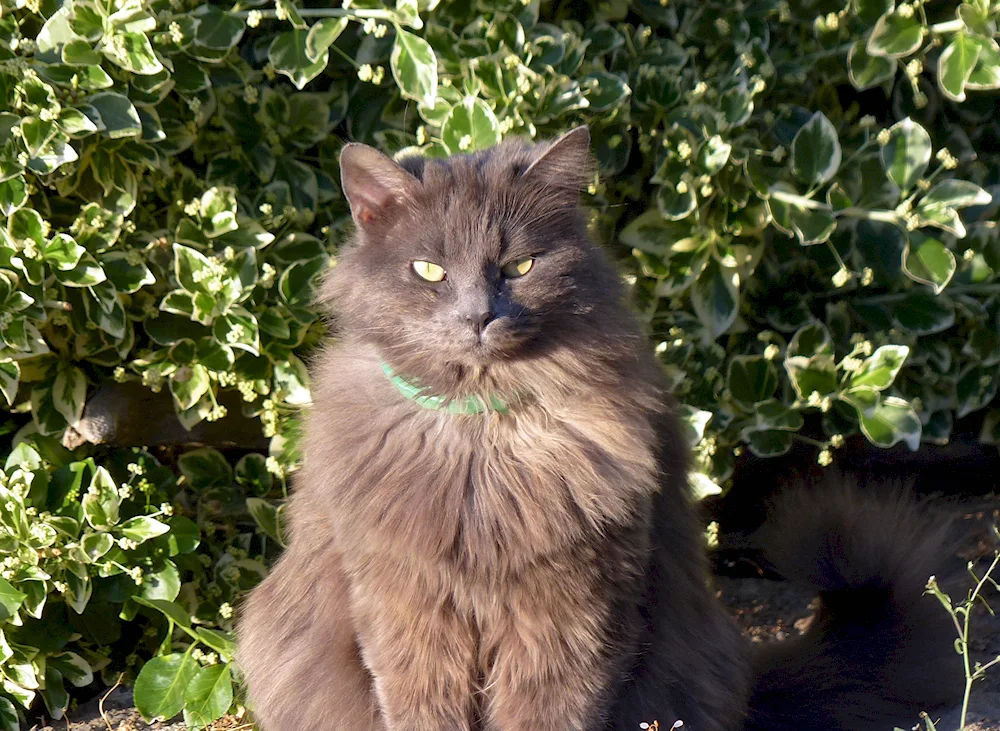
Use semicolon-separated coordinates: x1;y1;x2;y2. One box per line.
339;143;418;228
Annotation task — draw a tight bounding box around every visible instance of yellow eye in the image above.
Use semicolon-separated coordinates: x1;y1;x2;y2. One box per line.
502;257;534;278
412;260;446;282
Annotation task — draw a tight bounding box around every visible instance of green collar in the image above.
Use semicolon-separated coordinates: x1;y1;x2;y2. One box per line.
380;361;513;415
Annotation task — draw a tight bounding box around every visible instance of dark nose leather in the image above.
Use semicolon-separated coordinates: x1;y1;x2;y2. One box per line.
464;309;494;334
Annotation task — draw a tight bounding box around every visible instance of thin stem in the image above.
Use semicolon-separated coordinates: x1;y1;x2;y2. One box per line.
327;41;360;69
930;19;964;34
960;551;1000;729
836;207;899;223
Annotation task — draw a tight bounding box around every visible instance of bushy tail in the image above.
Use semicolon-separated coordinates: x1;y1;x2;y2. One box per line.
744;481;963;731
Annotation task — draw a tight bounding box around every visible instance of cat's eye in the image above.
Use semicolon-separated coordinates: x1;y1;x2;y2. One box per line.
412;260;446;282
502;257;534;278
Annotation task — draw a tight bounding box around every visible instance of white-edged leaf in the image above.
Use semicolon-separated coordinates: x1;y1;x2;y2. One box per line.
791;112;841;186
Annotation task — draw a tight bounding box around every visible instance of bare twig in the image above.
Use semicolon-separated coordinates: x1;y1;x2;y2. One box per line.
99;674;125;731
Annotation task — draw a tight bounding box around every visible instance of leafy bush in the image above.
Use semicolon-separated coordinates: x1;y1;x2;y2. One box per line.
1;0;999;725
0;436;280;728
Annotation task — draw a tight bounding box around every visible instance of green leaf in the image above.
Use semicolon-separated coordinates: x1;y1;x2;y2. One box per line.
273;354;311;405
49;652;93;688
791;112;841;186
172;243;216;297
52;365;87;428
65;561;92;614
656;182;697;221
967;37;1000;90
119;516;170;543
889;291;955;335
10;208;45;246
698;135;731;176
752;399;804;431
843;389;921;450
235;455;273;499
81;532;114;561
213;307;260;355
0;362;20;407
178;447;233;489
868;10;924;58
87;92;141;139
102;251;155;293
0;177;28;216
269;30;327;91
53;251;106;287
59;108;99;137
767;185;837;245
915;180;992;238
169;364;210;411
690;258;738;341
938;32;982;102
62;40;102;65
881;117;931;193
133;596;191;628
902;232;956;293
787;322;833;358
855;0;893;25
134;653;197;722
727;356;778;411
957;365;999;418
582;71;630;112
195;338;234;371
305;17;348;63
677;405;712;447
82;466;120;530
391;29;438;108
20;118;57;158
920;179;993;210
199;187;238;238
743;429;793;458
850;344;910;391
688;472;723;499
41;667;69;720
141;561;181;602
246;498;283;545
441;97;500;154
193;628;237;662
396;0;423;29
0;696;18;731
103;31;164;75
42;234;84;271
193;6;245;50
848;39;897;89
165;516;201;556
183;664;233;729
784;354;838;399
0;578;26;621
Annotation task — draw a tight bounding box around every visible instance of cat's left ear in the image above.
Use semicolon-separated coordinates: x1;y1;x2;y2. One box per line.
521;126;593;200
340;143;419;227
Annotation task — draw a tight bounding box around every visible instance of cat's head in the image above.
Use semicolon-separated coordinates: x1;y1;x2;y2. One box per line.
324;127;635;394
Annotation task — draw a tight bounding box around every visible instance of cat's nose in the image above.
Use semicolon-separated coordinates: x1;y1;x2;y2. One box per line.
464;309;494;335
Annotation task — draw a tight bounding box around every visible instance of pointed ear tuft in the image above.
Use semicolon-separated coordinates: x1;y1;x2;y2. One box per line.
521;126;593;199
339;143;419;227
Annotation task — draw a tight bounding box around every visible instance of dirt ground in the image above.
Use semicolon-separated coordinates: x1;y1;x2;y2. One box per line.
30;496;1000;731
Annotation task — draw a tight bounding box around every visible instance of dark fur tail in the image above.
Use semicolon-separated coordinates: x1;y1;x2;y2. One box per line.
744;482;963;731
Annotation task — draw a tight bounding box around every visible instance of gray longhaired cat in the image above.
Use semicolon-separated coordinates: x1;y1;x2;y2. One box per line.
237;128;960;731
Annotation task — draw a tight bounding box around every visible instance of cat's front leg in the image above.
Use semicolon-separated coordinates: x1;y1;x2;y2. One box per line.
348;560;478;731
479;564;628;731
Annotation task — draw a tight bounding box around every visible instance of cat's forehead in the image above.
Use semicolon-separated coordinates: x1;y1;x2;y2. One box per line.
395;144;542;256
398;140;535;190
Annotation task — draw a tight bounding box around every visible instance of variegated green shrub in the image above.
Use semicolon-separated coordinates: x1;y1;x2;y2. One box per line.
0;0;999;726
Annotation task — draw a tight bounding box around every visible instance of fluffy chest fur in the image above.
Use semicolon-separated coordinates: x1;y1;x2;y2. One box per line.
291;344;661;577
